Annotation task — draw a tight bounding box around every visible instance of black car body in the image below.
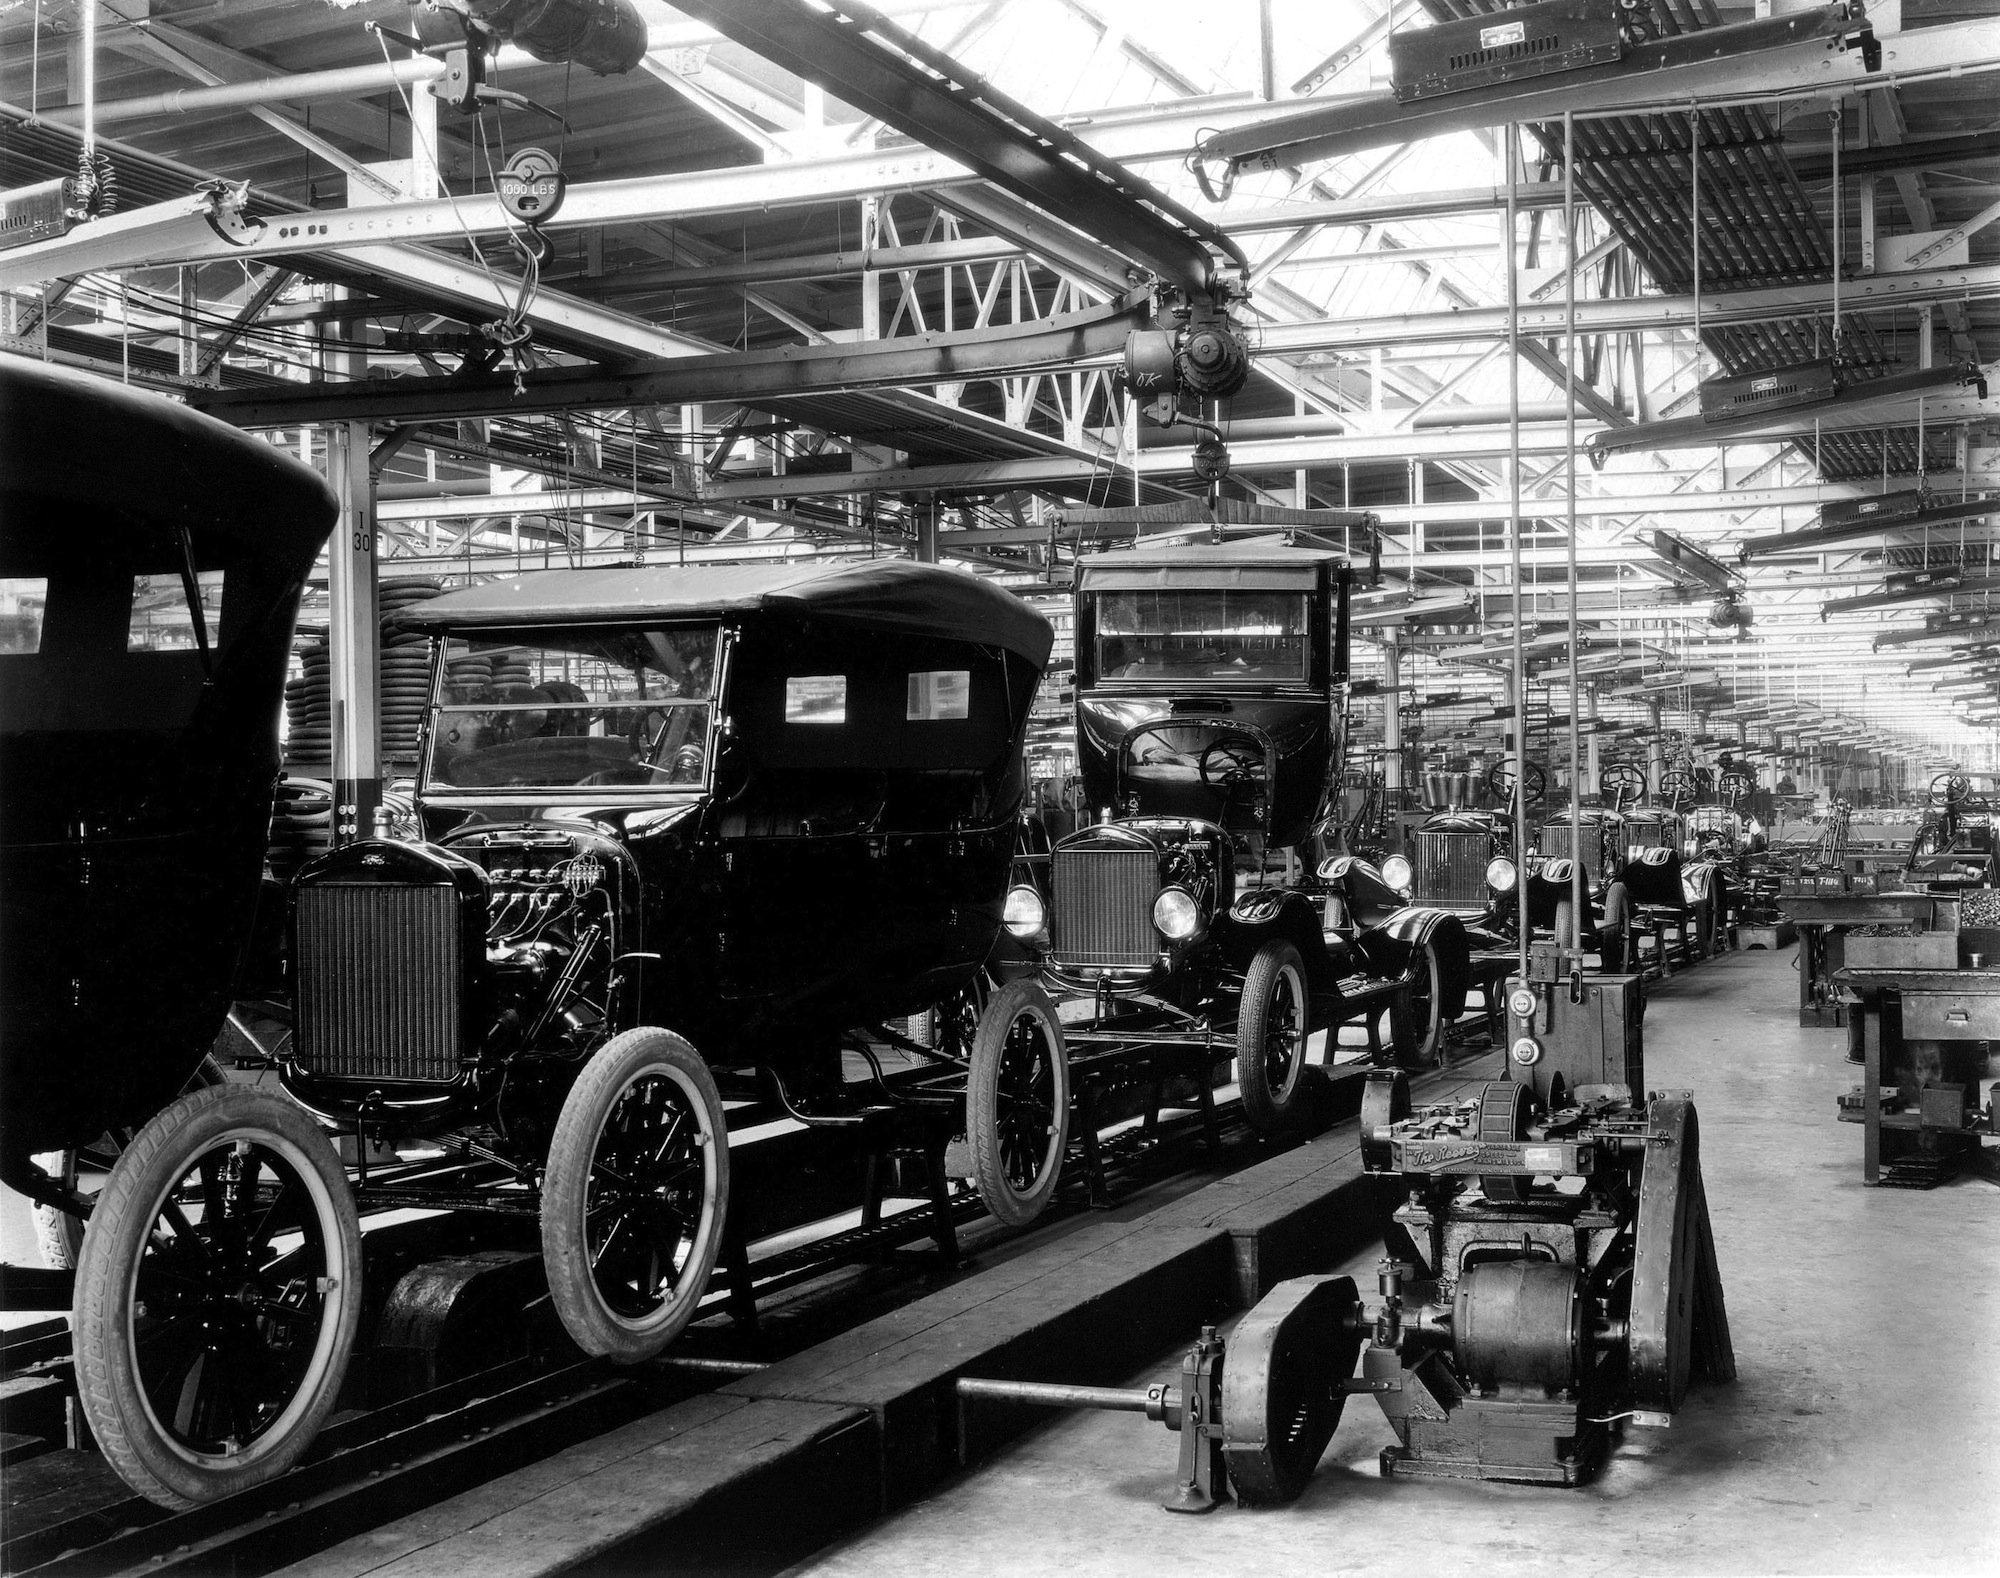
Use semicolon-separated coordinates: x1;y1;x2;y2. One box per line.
0;355;335;1176
0;355;355;1512
997;538;1470;1145
282;558;1052;1130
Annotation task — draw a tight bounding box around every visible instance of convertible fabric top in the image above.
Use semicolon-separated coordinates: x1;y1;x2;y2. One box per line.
394;557;1053;667
1075;535;1344;594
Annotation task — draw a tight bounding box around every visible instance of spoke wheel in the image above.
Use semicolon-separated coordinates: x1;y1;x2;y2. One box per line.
1238;941;1311;1134
543;1028;728;1363
72;1085;361;1509
35;1056;227;1270
967;981;1070;1227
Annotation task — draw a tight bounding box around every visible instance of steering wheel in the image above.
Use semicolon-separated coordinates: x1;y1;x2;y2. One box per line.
1485;759;1547;806
1599;762;1646;806
1718;770;1755;807
1931;771;1973;808
1199;734;1267;787
667;743;706;784
1659;769;1698;812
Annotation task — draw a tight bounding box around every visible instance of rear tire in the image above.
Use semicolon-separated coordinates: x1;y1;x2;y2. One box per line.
967;982;1070;1227
542;1028;728;1364
71;1085;361;1509
1239;941;1311;1133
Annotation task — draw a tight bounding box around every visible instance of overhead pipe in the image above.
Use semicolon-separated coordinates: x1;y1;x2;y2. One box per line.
45;57;448;125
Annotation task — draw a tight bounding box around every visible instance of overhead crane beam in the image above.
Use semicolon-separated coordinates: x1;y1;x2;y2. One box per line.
1194;12;1997;184
174;255;2000;426
187;288;1151;426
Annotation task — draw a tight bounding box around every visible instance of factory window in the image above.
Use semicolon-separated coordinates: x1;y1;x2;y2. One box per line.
0;577;47;655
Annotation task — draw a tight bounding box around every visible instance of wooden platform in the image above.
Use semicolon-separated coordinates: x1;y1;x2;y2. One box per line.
283;1057;1501;1578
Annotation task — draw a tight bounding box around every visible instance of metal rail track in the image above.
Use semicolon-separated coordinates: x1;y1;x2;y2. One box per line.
0;1062;1379;1578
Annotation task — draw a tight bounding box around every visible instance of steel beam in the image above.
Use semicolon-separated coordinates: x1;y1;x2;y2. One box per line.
1254;265;2000;355
0;146;983;285
670;0;1242;293
187;289;1150;426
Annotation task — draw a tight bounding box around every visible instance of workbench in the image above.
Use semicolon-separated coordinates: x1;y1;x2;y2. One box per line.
1784;891;1954;1028
1834;964;2000;1188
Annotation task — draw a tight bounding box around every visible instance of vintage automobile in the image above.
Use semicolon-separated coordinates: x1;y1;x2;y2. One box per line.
1681;769;1769;934
1611;777;1709;965
1531;762;1651;968
0;354;340;1508
1906;771;1996;889
1390;759;1574;954
975;537;1471;1208
50;553;1053;1506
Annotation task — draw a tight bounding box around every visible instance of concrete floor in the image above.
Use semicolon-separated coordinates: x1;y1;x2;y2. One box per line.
784;947;2000;1578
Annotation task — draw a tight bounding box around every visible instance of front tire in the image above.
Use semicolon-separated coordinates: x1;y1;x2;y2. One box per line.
1239;941;1311;1134
1402;937;1448;1068
542;1028;729;1364
71;1085;361;1509
967;981;1070;1227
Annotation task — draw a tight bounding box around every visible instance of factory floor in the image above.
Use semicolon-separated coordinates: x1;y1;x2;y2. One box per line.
783;946;2000;1578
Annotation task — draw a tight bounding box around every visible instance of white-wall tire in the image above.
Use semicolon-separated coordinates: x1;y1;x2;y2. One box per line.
71;1084;361;1509
967;981;1070;1227
541;1028;728;1363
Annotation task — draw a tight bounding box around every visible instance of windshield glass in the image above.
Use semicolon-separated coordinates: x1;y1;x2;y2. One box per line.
427;626;717;793
1094;590;1309;681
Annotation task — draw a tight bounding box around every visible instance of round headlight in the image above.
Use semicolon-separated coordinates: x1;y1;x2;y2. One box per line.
1380;854;1412;891
1003;884;1046;939
1153;887;1201;941
1487;856;1518;893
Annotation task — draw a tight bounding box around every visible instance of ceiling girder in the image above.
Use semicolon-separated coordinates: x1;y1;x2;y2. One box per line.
669;0;1243;295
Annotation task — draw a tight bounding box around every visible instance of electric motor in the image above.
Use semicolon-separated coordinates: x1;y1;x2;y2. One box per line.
1452;1259;1587;1393
463;0;648;75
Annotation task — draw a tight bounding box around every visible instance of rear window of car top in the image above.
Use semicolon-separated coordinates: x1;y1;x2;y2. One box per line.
0;578;48;655
785;675;847;723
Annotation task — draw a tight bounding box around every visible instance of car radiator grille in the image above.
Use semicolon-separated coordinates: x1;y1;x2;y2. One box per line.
1540;824;1601;884
1050;848;1157;970
1414;831;1489;906
295;882;463;1082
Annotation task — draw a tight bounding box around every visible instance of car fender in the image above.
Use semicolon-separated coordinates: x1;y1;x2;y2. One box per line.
1363;907;1471;1018
1220;889;1336;993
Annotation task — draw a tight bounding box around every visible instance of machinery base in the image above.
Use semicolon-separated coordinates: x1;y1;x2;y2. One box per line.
1378;1398;1607;1487
1737;923;1795;950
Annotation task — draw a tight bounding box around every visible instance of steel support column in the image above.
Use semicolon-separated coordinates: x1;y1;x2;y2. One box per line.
327;415;380;845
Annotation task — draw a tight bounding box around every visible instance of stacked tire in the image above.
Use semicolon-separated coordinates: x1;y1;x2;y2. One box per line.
377;579;444;769
281;578;445;773
266;776;334;883
283;645;331;769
